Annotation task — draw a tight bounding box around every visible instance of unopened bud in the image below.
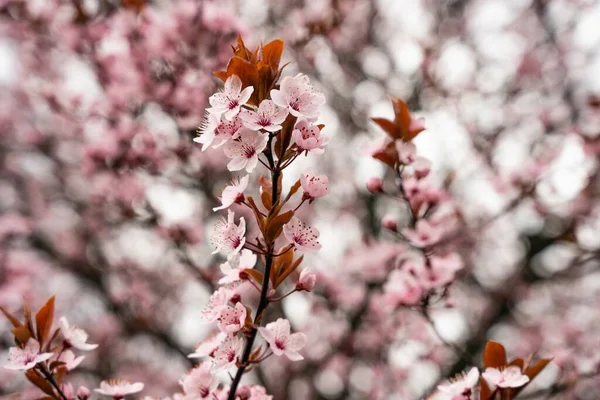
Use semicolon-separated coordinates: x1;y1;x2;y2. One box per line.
382;215;398;231
230;293;241;304
77;386;90;400
366;177;384;193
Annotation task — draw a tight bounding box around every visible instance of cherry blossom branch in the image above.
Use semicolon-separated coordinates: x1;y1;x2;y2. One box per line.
37;364;69;400
227;152;281;400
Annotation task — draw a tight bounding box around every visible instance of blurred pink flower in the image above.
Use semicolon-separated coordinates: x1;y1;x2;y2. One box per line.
213;175;249;211
402;220;443;248
296;268;317;292
180;362;218;399
219;249;257;284
94;379;144;398
4;339;53;371
482;366;529;389
60;317;98;351
436;367;479;399
213;335;244;370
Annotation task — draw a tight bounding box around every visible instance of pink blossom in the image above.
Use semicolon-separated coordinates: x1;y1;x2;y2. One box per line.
213;175;249;211
241;99;288;132
382;215;398;231
208;75;254;120
258;318;307;361
292;119;328;154
4;339;53;371
77;386;91;400
413;156;432;179
219;249;257;284
300;170;329;200
200;287;231;323
270;73;325;120
213;335;244;370
180;362;218;400
58;349;85;371
60;317;98;351
395;140;417;164
383;269;423;306
296;268;317;292
224;129;269;173
436;367;479;400
210;210;246;255
410;116;426;133
217;302;247;334
482;366;530;389
402;220;443;247
194;113;243;151
188;332;226;359
63;383;74;399
239;385;273;400
283;217;322;252
94;379;144;399
366;177;384;193
422;253;463;289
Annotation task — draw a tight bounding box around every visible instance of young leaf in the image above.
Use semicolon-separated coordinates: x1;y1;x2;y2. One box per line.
483;341;507;369
275;255;304;288
264;210;294;243
25;370;57;397
243;268;264;286
12;325;32;344
35;296;55;348
0;306;23;328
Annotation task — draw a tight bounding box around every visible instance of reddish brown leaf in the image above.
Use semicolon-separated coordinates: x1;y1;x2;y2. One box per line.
261;39;284;72
35;296;55;348
25;370;56;397
12;325;32;344
246;197;266;231
271;246;295;286
508;357;525;370
243;269;264;286
512;358;553;397
0;306;23;328
483;341;507;369
371;117;397;139
283;179;302;203
479;379;494;400
265;210;294;243
276;255;304;288
372;141;399;168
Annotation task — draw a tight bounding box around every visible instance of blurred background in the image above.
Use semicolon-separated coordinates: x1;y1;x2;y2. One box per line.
1;0;600;398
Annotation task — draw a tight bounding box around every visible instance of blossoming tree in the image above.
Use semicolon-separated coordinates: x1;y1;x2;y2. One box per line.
2;0;600;399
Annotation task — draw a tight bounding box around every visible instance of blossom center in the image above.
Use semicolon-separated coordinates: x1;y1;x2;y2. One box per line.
274;339;286;350
227;98;239;110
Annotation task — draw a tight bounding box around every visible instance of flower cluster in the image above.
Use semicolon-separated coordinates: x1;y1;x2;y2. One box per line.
431;341;550;400
369;98;464;308
2;297;144;399
186;36;326;400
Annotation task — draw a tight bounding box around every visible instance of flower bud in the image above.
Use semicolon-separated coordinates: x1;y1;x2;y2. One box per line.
366;177;384;193
77;386;91;400
296;269;316;292
381;215;398;231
